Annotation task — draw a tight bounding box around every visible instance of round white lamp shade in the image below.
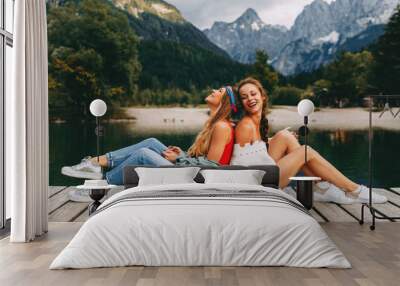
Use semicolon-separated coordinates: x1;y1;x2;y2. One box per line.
90;99;107;117
297;99;315;117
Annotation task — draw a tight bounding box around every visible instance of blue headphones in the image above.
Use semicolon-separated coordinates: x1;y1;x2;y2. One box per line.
225;86;238;113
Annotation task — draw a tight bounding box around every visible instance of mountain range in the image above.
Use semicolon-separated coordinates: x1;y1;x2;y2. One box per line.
111;0;229;57
52;0;399;77
108;0;249;89
204;0;399;75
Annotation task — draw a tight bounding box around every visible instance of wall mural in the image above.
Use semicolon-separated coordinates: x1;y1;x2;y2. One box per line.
46;0;400;190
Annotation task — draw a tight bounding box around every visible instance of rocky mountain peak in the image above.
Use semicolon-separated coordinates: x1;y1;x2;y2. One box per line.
234;7;266;31
204;7;289;63
204;0;400;75
237;8;262;23
290;0;333;41
112;0;185;23
310;0;330;8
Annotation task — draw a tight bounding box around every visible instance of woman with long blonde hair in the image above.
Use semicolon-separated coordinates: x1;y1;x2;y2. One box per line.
62;87;239;185
231;77;387;204
185;86;237;164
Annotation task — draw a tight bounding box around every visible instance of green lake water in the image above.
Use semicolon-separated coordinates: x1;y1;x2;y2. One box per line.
50;121;400;188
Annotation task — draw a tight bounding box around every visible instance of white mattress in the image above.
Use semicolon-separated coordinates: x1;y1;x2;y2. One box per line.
50;183;351;269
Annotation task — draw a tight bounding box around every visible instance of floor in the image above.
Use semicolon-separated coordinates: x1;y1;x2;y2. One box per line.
1;187;398;285
0;222;399;286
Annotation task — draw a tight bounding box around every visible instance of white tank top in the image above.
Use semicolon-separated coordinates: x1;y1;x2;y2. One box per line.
230;141;276;166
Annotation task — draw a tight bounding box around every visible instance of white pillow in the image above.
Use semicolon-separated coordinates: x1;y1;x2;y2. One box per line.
136;167;201;186
200;169;266;185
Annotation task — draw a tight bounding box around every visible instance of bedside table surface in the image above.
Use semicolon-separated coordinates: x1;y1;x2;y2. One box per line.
76;184;118;190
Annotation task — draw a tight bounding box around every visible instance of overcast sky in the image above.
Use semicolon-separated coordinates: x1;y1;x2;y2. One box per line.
167;0;334;29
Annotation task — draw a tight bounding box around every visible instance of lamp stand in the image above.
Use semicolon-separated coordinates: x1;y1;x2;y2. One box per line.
95;117;104;174
294;116;314;209
96;117;100;163
304;116;308;165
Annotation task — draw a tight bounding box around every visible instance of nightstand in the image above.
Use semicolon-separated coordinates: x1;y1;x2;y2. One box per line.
289;176;321;210
77;182;119;215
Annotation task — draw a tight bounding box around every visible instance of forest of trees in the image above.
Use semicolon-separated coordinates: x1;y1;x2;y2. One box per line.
284;51;374;107
48;0;141;112
47;0;249;113
47;0;400;113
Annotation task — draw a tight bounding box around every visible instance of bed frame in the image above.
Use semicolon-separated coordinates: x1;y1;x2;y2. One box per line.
123;165;280;189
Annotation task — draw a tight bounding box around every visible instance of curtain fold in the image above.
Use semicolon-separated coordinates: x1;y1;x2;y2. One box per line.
8;0;49;242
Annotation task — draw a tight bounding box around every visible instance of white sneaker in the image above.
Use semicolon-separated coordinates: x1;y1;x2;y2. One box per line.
313;181;355;204
68;189;92;203
347;185;388;204
61;156;103;180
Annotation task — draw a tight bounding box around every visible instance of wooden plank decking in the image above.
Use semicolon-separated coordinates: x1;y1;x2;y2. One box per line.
48;186;400;224
48;186;124;222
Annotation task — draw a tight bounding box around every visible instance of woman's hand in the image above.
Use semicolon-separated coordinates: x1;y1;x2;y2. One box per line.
162;149;179;163
167;146;182;154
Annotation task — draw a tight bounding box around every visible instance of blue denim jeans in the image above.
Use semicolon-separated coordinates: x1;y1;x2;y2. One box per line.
105;138;173;185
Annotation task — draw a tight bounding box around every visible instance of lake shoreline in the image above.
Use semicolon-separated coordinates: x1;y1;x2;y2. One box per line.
50;106;400;132
50;106;400;186
118;106;400;132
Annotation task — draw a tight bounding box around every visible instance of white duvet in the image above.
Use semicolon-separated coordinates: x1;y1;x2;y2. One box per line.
50;183;351;269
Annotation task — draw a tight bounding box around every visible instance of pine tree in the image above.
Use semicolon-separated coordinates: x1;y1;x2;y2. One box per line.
251;50;279;94
325;51;373;106
373;5;400;94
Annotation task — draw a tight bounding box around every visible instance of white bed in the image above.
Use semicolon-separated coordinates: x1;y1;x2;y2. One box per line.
50;183;351;269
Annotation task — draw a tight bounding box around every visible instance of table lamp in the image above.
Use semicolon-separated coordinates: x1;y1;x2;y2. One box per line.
292;99;319;210
298;99;314;164
86;99;108;214
89;99;107;163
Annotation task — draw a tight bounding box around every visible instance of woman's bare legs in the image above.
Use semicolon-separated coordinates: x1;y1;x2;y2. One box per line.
270;130;359;191
269;130;314;176
276;146;313;188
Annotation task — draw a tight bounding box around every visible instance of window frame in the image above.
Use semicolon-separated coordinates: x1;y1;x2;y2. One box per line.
0;0;14;231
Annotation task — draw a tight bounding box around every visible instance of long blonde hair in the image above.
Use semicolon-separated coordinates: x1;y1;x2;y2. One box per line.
187;90;233;157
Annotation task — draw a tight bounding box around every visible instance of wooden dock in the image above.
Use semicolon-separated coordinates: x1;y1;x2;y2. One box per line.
48;186;124;222
48;186;400;223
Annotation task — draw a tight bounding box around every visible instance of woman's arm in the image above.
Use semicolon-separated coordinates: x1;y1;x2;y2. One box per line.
235;118;256;147
206;121;232;162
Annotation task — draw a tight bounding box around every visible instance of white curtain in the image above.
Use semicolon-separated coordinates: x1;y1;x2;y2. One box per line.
7;0;49;242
